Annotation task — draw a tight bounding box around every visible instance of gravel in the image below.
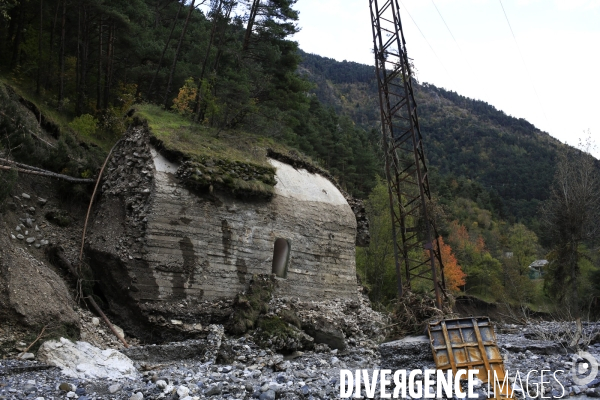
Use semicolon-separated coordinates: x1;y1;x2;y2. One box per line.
1;322;599;399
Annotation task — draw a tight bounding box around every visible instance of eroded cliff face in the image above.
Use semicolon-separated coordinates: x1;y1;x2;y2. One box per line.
86;125;358;341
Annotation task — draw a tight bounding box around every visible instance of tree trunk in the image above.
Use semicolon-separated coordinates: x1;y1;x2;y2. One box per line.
36;0;43;95
103;22;115;110
44;0;60;90
242;0;260;52
193;0;234;122
0;164;95;184
10;0;25;69
76;5;88;115
75;5;81;102
148;0;183;98
163;0;196;109
97;16;103;110
57;0;66;110
211;2;233;71
192;0;222;120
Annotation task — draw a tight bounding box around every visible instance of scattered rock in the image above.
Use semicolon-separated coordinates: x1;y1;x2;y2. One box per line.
22;193;31;199
176;385;190;397
155;380;168;389
205;385;221;396
259;389;276;400
108;383;121;394
113;324;125;340
59;383;74;392
18;352;35;360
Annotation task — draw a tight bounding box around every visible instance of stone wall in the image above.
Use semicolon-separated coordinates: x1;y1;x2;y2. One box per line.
86;126;358;340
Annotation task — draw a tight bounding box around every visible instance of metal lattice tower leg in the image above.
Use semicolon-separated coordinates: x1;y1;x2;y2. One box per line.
369;0;446;308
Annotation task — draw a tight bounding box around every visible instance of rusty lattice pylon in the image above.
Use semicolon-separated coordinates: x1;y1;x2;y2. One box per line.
369;0;446;308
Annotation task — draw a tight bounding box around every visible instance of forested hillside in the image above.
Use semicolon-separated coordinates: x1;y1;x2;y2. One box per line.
1;0;563;213
0;0;379;197
299;51;563;225
299;52;600;310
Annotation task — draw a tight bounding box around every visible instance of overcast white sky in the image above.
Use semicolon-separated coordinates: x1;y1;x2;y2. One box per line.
292;0;600;158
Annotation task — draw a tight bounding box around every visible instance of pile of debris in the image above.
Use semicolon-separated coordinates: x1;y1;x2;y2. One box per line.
267;286;389;350
387;290;455;339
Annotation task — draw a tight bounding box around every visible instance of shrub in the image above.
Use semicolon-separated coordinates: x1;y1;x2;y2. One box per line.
69;114;98;138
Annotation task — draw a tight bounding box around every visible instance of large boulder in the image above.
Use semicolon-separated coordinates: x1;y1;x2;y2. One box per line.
37;337;138;379
379;336;434;370
302;317;347;350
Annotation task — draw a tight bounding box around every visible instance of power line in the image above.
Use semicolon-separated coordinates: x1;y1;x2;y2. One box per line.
497;0;549;123
430;0;462;54
398;0;456;86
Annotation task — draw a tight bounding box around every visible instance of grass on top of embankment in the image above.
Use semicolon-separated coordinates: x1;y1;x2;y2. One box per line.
133;104;327;199
134;103;294;169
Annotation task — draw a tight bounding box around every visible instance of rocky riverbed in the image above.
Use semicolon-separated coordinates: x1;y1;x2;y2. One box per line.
1;320;599;400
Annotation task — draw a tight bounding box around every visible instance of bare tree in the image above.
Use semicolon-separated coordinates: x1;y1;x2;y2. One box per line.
541;134;600;314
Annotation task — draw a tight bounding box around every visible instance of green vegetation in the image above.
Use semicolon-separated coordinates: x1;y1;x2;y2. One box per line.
229;274;275;335
0;82;104;194
136;103;275;167
357;179;548;309
300;52;563;226
68;114;99;139
253;315;314;351
0;1;380;198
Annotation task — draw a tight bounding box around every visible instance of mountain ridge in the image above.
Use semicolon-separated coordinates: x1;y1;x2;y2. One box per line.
298;50;566;224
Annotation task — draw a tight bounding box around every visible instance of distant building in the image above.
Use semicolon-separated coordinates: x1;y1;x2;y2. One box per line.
528;259;548;279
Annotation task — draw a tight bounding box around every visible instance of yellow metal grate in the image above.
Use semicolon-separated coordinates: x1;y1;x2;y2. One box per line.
428;317;513;400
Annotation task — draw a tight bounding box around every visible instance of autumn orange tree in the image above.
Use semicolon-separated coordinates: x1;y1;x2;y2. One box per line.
437;236;466;292
447;219;503;300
